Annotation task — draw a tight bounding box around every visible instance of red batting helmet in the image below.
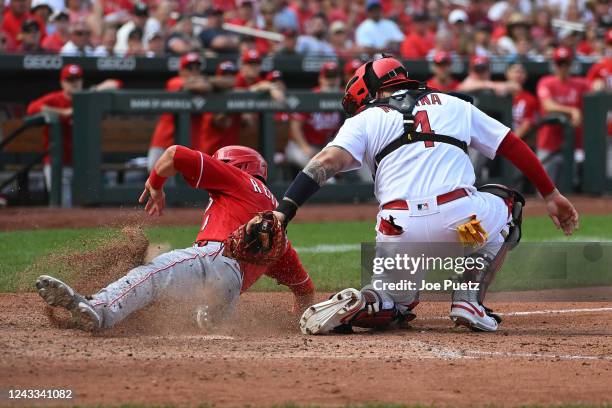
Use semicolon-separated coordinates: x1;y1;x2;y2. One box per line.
212;145;268;181
342;55;419;116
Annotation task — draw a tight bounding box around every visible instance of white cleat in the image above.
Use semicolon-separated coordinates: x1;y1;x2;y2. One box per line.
36;275;102;331
450;301;500;332
300;288;365;335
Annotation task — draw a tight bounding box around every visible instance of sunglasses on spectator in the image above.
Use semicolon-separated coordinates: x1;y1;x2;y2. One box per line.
555;60;571;67
245;61;262;66
74;30;91;36
434;61;451;67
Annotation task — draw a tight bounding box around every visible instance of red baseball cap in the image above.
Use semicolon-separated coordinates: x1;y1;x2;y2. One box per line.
180;52;202;69
433;51;452;65
241;49;262;64
216;60;238;75
60;64;83;80
470;55;490;69
344;59;362;76
552;46;573;63
320;61;340;77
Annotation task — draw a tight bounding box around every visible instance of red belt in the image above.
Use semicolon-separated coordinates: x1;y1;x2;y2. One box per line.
381;188;469;210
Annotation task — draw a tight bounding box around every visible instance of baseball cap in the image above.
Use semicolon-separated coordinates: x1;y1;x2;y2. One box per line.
21;19;40;33
433;51;452;65
180;52;202;69
205;6;224;17
31;0;53;13
266;70;283;81
366;0;382;11
471;55;490;70
133;2;149;17
60;64;83;81
344;58;363;76
552;46;573;63
241;49;262;64
216;60;238;75
320;61;340;78
448;9;468;25
51;9;69;21
330;20;346;34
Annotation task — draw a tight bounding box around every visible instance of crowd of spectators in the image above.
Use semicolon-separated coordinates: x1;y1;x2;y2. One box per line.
1;0;610;60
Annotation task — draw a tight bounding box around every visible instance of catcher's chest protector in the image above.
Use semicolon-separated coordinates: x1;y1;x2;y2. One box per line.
368;90;471;176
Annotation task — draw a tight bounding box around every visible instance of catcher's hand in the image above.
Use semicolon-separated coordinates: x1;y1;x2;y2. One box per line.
223;211;287;265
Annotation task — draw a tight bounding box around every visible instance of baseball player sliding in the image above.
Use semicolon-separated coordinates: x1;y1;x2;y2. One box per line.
35;146;314;331
254;55;579;334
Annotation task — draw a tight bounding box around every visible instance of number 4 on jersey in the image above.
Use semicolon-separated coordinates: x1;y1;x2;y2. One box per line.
415;111;435;148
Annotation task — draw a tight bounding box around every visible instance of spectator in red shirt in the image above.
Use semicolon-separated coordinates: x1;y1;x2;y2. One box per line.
426;51;459;91
26;64;121;206
149;53;213;169
506;62;540;190
587;30;612;92
286;62;343;168
2;0;34;45
15;18;43;52
227;0;257;28
536;46;590;186
506;63;539;140
400;12;434;59
586;30;612;145
199;60;244;155
42;10;69;52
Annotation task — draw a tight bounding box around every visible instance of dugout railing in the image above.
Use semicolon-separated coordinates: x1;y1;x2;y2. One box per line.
67;90;515;206
0;112;63;206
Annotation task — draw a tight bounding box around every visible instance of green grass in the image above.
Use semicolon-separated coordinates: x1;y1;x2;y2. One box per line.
1;215;612;293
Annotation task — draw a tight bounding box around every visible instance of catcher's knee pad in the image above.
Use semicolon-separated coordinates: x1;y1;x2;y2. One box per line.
477;184;525;248
348;288;400;329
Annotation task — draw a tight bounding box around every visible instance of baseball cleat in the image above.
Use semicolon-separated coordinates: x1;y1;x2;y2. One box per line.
300;288;365;335
36;275;101;331
449;301;500;332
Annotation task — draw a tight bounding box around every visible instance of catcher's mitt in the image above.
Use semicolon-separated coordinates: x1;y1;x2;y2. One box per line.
223;211;287;265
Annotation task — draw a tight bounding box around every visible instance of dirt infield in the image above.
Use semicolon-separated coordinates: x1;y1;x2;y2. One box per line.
1;195;612;231
1;291;612;407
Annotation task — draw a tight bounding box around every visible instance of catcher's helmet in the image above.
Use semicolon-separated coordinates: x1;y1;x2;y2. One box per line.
342;55;419;116
213;145;268;181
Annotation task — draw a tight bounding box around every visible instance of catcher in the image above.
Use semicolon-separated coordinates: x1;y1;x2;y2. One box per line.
35;145;314;331
245;56;578;334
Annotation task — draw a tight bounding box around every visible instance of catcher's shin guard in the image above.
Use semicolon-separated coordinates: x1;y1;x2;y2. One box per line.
300;288;365;335
300;288;406;335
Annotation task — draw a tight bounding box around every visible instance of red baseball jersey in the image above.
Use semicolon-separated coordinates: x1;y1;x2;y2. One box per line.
587;58;612;137
587;57;612;89
174;146;312;294
150;77;205;151
426;77;460;92
291;88;343;146
26;90;73;165
512;90;539;131
536;75;590;151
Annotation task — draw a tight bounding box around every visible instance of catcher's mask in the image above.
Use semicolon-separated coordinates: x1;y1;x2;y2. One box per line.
213;145;268;181
342;55;419;116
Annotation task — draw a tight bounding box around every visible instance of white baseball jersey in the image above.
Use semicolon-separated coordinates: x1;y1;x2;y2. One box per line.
328;91;510;205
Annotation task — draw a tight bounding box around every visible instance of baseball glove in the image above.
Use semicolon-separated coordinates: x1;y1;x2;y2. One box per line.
223;211;287;265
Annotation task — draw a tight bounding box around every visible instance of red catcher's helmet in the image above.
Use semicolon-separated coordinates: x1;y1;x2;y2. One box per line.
212;145;268;181
342;56;418;116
